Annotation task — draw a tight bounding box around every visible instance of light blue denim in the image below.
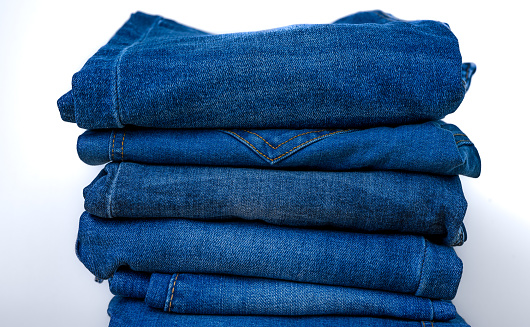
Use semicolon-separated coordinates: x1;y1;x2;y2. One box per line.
76;213;463;299
109;268;456;320
108;297;471;327
77;121;480;178
58;10;475;129
83;162;468;245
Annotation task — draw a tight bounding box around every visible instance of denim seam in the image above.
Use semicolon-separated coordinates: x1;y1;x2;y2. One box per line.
114;17;162;127
429;299;434;321
167;273;180;313
121;132;126;161
416;238;427;296
223;129;352;162
106;163;122;218
242;129;328;149
111;131;116;161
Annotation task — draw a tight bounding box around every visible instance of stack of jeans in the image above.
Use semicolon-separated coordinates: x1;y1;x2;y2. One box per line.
58;10;479;327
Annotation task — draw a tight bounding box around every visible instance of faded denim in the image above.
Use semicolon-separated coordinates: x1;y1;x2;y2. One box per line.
83;162;468;246
108;297;471;327
58;10;475;129
77;121;480;178
109;268;456;320
76;213;463;299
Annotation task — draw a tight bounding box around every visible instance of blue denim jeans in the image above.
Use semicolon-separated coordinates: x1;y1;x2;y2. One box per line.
83;162;468;246
109;268;456;320
58;10;475;129
76;213;462;300
108;297;470;327
77;121;480;178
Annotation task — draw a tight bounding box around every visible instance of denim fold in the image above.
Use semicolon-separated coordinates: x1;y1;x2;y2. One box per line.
58;10;473;129
76;213;462;299
108;296;470;327
83;162;468;246
108;268;456;320
77;121;480;178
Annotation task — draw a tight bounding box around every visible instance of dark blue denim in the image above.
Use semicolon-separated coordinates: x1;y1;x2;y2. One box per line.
108;297;470;327
77;121;480;178
83;162;468;246
58;10;475;129
109;268;456;320
76;213;463;299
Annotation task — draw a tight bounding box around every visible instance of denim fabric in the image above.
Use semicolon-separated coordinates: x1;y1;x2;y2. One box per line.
108;297;470;327
109;268;456;320
57;10;474;129
83;162;468;246
77;121;480;178
76;213;463;299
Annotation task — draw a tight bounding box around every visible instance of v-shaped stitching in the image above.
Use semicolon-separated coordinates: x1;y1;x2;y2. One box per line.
241;130;328;149
222;129;351;162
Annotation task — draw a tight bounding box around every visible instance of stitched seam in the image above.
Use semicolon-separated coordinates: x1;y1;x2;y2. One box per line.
111;131;116;161
455;139;471;144
121;132;126;161
416;238;428;296
223;130;350;162
114;17;162;127
168;273;179;313
422;322;426;327
242;130;328;149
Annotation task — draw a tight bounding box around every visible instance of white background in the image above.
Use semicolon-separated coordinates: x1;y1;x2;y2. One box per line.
1;1;529;326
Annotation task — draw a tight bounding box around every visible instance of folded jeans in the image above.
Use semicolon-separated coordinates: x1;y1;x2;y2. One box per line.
76;213;462;299
84;163;468;245
77;121;480;178
108;296;471;327
109;268;456;320
58;10;474;129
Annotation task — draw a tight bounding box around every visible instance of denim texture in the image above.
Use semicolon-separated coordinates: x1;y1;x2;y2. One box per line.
77;121;480;178
76;213;462;299
57;10;474;129
109;268;456;320
108;297;470;327
83;162;468;246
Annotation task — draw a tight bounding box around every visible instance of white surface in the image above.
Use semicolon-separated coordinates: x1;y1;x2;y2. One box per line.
0;1;528;326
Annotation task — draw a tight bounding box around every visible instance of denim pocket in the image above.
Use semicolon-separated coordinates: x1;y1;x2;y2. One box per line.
221;129;354;164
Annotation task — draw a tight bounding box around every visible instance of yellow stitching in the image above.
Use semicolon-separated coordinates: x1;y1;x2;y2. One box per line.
422;322;426;327
224;130;350;162
242;130;327;149
121;132;125;161
453;134;467;137
431;322;434;327
456;139;471;144
111;132;116;161
168;273;179;312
